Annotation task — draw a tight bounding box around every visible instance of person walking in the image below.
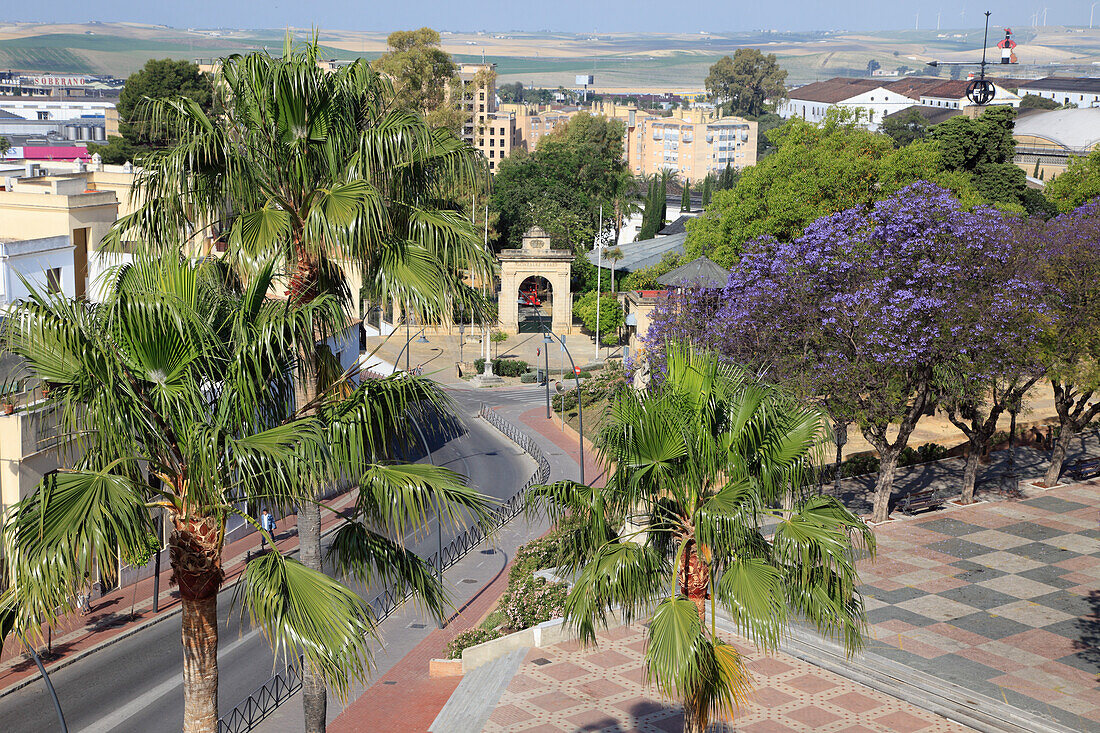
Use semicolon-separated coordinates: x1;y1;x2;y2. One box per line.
260;509;277;551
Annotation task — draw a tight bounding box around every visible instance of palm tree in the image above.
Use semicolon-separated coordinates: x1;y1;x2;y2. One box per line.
0;256;489;733
109;36;495;730
528;343;875;733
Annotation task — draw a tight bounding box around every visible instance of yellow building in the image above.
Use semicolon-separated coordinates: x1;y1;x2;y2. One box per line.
494;100;757;181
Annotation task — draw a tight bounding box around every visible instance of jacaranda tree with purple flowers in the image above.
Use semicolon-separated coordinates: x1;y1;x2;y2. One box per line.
1036;199;1100;486
649;182;1042;522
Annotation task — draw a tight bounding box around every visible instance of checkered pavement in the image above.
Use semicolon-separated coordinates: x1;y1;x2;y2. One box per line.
858;484;1100;730
483;625;968;732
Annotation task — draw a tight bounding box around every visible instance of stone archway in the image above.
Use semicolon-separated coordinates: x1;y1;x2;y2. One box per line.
498;227;573;335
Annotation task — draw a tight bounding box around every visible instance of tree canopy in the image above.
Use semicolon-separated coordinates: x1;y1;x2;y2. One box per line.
371;27;465;132
683;111;981;266
491;112;629;250
930;106;1027;210
704;49;788;118
90;58;213;164
655;183;1040;522
880;108;929;148
1046;148;1100;213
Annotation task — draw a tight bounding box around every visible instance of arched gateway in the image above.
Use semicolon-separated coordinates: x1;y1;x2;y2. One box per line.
497;227;573;335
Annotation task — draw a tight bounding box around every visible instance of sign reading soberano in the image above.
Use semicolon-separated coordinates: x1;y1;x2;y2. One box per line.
23;75;90;87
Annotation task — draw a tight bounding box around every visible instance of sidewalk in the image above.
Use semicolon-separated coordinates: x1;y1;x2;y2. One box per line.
0;490;357;698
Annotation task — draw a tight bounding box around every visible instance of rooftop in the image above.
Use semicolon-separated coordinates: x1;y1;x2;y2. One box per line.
1017;76;1100;94
788;77;882;103
586;231;686;273
656;255;728;288
1013;107;1100;151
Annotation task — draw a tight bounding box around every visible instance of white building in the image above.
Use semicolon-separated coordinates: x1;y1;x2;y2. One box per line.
781;76;1020;129
1015;77;1100;108
0;234;74;315
0;98;115;122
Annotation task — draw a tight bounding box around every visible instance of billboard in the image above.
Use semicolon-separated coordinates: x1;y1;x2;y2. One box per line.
22;75;90;87
575;75;594;86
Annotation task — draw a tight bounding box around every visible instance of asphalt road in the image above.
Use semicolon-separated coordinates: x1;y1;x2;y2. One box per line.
0;398;534;733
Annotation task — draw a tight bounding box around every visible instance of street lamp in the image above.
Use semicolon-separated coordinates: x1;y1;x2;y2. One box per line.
542;332;554;419
17;630;67;732
393;324;429;375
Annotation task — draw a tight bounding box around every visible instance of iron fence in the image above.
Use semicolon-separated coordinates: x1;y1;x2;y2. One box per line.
217;657;303;733
216;405;550;732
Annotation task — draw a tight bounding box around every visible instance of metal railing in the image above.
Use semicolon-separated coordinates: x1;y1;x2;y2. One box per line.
217;657;303;733
216;406;550;732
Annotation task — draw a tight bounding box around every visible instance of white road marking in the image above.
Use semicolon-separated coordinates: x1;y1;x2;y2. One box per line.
77;630;260;733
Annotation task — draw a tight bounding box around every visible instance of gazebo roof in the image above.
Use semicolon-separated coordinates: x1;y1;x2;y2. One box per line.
656;255;728;288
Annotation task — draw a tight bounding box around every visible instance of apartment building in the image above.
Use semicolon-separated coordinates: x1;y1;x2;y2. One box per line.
494;101;757;181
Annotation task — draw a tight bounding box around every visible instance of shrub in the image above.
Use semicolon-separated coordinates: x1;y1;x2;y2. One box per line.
520;372;538;383
445;627;503;659
499;575;568;630
473;358;529;377
508;536;561;587
577;370;593;379
898;442;950;467
840;453;880;478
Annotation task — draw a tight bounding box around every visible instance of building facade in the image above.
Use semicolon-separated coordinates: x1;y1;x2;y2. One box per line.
1015;77;1100;108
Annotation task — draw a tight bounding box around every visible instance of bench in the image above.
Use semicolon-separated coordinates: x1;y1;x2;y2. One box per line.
1065;458;1100;482
899;487;944;516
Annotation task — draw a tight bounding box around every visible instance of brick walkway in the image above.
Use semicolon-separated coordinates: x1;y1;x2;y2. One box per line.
328;531;523;732
0;491;356;696
857;482;1100;730
482;625;969;732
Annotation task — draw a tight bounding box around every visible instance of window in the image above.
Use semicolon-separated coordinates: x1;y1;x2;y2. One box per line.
489;150;495;158
46;267;62;293
37;111;49;120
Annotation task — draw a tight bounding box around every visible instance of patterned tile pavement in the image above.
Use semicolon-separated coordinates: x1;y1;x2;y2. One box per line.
482;625;969;732
857;483;1100;730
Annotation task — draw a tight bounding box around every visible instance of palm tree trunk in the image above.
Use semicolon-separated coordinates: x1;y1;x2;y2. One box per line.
290;250;329;733
294;356;327;732
181;594;219;733
677;543;710;622
170;514;225;733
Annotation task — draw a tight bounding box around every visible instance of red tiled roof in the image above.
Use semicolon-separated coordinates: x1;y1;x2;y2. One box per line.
883;77;946;99
787;78;882;103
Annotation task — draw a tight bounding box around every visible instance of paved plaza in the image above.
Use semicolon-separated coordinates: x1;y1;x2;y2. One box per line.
857;482;1099;730
481;625;969;732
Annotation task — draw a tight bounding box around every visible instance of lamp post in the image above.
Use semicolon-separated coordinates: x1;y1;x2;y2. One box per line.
542;332;553;419
394;325;429;374
534;300;585;482
17;630;67;732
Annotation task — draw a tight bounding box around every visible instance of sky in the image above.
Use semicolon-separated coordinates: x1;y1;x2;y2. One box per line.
10;1;1097;34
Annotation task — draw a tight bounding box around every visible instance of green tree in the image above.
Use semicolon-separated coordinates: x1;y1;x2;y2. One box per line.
528;344;874;733
110;38;494;733
680;180;691;212
371;27;465;132
1;256;490;733
751;112;784;158
1018;94;1060;110
700;175;714;208
0;135;8;156
880;107;928;148
574;290;624;344
930;106;1026;208
1046;148;1100;213
685;111;982;266
704;49;788;118
492;113;628;250
89;58;213;164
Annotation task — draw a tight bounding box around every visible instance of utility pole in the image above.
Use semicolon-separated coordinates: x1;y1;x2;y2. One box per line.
594;205;603;360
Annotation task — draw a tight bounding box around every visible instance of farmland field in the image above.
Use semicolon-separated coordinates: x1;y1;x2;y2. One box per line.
1;22;1098;89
